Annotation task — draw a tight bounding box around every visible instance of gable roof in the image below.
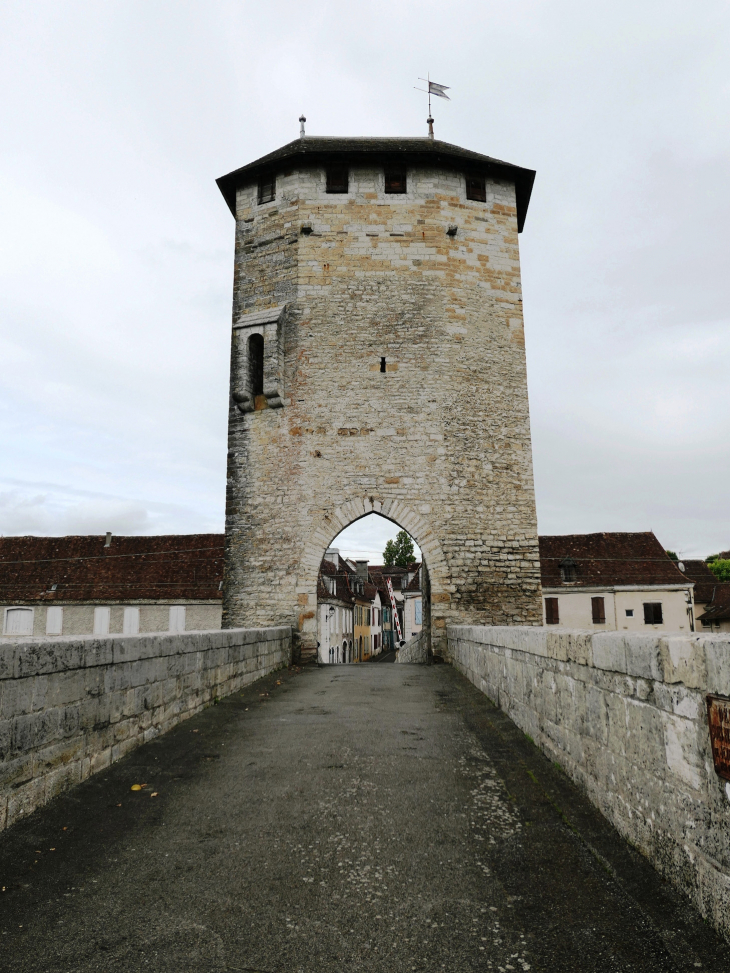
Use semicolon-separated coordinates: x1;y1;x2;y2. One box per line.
696;584;730;624
216;136;536;232
539;533;689;589
0;534;224;603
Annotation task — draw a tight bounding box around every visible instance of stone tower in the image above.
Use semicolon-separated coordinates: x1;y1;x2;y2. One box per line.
216;133;542;658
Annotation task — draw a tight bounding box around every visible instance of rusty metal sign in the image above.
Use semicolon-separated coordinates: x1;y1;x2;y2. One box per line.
706;694;730;782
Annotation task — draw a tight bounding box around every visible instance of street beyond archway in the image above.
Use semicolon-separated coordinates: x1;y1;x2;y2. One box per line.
0;664;725;972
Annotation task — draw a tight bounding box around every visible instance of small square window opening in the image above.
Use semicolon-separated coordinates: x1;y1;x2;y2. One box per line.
326;167;348;193
258;175;275;205
384;167;407;194
625;609;634;617
466;176;486;202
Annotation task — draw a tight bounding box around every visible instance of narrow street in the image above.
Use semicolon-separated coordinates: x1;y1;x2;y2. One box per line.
0;662;725;972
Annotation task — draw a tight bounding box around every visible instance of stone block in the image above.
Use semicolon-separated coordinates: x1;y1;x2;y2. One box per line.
592;635;628;674
660;637;707;689
662;712;703;791
0;645;17;680
703;637;730;696
17;639;84;677
0;752;33;788
6;777;45;829
1;677;34;718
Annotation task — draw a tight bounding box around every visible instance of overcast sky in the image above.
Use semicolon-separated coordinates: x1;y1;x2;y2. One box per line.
1;1;728;560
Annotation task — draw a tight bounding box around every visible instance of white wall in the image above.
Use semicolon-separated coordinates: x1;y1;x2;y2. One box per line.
542;587;693;632
0;602;223;637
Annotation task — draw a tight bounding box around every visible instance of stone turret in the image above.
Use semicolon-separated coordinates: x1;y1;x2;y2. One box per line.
217;134;543;659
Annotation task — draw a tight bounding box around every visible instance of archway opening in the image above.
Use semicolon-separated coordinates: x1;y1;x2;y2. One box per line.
315;513;429;665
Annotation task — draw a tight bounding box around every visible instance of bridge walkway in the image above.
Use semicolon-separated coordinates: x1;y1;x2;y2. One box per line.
0;662;726;972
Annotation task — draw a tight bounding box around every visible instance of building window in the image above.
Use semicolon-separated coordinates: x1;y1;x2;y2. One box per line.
123;607;140;635
591;597;606;624
46;606;63;635
545;597;559;625
258;175;275;204
625;609;634;617
94;607;111;635
248;333;264;402
643;602;663;625
559;557;577;582
415;598;422;625
169;606;186;633
384;167;407;194
466;176;486;202
4;607;33;636
326;166;348;193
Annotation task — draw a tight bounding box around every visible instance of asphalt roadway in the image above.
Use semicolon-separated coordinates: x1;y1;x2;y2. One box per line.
1;661;727;973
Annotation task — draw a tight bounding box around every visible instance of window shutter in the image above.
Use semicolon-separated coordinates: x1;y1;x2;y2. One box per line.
591;597;605;624
123;607;140;635
169;606;186;633
643;602;663;625
466;176;487;202
5;607;33;636
46;606;63;635
545;597;559;624
257;175;275;205
93;606;111;636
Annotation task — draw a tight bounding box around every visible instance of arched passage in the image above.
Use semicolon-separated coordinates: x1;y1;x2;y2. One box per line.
299;497;450;659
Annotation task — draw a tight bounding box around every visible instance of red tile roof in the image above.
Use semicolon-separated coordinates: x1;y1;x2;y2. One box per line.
696;584;730;624
0;534;224;603
539;533;689;589
681;560;720;605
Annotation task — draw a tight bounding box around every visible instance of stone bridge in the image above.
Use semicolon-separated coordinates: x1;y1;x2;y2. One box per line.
1;625;729;971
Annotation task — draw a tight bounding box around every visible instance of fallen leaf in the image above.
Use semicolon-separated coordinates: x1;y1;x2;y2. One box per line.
131;784;142;791
192;729;199;733
62;827;67;831
150;792;158;798
50;848;55;851
116;803;122;807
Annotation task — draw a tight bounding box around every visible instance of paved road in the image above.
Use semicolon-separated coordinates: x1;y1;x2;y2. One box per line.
1;663;726;972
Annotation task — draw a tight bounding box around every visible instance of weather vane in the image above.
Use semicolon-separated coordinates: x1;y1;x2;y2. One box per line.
414;74;450;139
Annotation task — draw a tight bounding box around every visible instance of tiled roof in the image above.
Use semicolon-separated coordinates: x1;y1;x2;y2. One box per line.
697;584;730;623
539;533;689;589
0;534;224;603
681;560;720;606
317;564;355;605
216;136;536;232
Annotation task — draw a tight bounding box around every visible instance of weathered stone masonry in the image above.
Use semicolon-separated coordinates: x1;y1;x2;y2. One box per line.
449;625;730;940
0;627;291;832
218;137;544;657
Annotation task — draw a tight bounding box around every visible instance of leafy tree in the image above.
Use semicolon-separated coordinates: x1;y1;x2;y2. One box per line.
666;550;678;561
383;529;415;567
707;558;730;582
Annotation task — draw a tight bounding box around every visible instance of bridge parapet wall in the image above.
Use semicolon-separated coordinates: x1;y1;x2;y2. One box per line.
448;625;730;940
0;627;291;834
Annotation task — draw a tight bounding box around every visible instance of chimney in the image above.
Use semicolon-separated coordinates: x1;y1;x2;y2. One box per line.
356;559;368;581
104;532;112;548
325;547;339;569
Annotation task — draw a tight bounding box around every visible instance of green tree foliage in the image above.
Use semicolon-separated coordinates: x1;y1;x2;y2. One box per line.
707;558;730;582
383;529;415;567
666;550;678;561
